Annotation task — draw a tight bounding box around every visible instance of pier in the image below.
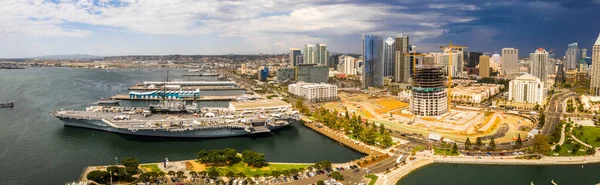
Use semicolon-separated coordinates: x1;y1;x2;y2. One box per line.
110;94;237;101
182;73;219;76
301;116;383;156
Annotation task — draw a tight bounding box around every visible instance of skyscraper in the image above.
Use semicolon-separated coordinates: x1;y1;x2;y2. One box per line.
529;48;549;83
502;48;519;75
289;48;301;67
314;43;328;66
479;55;490;77
394;36;410;82
582;48;588;59
383;37;396;78
303;44;314;64
565;43;580;70
590;34;600;95
467;52;483;67
362;34;384;89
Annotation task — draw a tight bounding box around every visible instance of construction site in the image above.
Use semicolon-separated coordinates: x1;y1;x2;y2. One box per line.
322;42;534;143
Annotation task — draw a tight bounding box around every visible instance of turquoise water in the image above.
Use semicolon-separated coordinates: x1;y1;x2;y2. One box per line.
0;68;364;184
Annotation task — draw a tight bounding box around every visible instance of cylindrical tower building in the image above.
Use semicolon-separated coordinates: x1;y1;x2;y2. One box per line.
411;66;448;117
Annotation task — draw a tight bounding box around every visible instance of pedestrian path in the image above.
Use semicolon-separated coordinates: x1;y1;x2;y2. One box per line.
553;124;566;150
570;135;593;148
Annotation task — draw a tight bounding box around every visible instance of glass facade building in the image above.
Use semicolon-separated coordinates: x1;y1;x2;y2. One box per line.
362;34;383;89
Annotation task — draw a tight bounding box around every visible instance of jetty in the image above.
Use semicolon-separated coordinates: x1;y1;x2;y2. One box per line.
128;86;244;91
182;73;219;77
111;94;237;101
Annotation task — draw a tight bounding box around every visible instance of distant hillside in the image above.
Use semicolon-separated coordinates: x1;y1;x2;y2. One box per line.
31;54;105;60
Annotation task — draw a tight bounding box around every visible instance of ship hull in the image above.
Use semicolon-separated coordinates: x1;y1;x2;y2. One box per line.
58;117;294;138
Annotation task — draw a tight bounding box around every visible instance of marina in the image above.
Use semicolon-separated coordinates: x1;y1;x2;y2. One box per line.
110;94;238;101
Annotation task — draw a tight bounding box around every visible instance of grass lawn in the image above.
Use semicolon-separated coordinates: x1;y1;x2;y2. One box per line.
140;164;164;173
433;147;459;156
202;162;309;177
574;126;600;147
549;142;589;156
365;174;378;185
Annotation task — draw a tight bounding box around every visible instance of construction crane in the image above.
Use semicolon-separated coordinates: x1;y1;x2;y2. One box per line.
410;48;428;79
439;42;467;112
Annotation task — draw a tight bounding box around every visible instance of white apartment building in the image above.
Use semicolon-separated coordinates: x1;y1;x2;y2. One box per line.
508;74;544;105
529;48;549;83
288;82;338;103
337;55;356;75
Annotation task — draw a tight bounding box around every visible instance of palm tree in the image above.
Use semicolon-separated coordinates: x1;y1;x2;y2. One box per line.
189;171;198;178
199;171;207;177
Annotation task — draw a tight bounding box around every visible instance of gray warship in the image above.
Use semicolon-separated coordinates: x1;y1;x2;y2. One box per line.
51;99;299;138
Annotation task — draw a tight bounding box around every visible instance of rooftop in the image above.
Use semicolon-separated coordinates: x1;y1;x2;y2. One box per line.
230;99;291;110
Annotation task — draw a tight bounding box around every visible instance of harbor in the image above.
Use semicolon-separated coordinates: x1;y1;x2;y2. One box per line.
110;94;239;101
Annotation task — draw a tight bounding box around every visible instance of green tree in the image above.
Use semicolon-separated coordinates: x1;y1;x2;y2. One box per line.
317;180;325;185
237;172;246;178
515;134;523;148
465;137;472;150
208;169;219;179
452;143;458;154
317;160;332;170
331;171;344;180
254;174;260;179
380;131;393;148
538;113;546;127
87;170;110;184
290;169;299;175
476;137;483;148
121;157;139;174
532;134;551;155
241;150;268;167
282;170;290;177
270;170;281;178
379;124;386;134
176;171;185;178
488;138;496;150
554;144;562;152
226;171;235;178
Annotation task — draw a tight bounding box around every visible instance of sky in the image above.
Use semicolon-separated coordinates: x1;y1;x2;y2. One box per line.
1;0;599;58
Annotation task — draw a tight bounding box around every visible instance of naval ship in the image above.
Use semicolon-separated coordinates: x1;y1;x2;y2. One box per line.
51;100;299;138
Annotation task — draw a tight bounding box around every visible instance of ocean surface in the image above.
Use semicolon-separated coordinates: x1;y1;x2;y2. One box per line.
397;162;600;185
0;67;364;184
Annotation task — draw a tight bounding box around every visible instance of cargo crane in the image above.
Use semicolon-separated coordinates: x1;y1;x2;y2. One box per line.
439;42;467;112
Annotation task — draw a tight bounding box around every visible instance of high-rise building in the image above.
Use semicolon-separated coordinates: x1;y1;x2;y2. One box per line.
590;34;600;95
328;54;339;69
337;55;356;75
467;52;483;67
546;58;557;76
383;37;396;78
362;34;384;89
394;36;410;82
555;63;565;84
297;64;328;83
411;66;448;117
423;55;435;66
508;74;544;105
304;44;314;64
502;48;519;75
276;68;295;82
565;43;580;70
289;48;302;67
529;48;549;83
479;55;490;77
314;43;329;66
258;66;269;82
582;48;588;59
436;51;461;77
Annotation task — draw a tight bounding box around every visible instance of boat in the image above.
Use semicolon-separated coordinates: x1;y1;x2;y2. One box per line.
51;100;299;138
97;98;120;105
1;102;14;108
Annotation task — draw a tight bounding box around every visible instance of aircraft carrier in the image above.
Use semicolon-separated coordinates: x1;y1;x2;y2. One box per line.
51;100;299;138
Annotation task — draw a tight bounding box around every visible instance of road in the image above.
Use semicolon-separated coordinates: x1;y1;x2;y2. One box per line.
542;91;577;135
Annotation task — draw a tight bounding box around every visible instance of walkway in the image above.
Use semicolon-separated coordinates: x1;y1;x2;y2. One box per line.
570;135;594;148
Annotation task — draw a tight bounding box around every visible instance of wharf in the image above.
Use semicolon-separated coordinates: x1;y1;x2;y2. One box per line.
301;116;383;156
110;94;237;101
128;86;244;91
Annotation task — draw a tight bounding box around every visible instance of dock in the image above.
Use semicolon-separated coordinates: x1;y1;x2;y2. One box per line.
182;73;219;76
110;94;237;101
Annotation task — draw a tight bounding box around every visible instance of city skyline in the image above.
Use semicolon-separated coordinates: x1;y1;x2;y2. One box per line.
1;0;600;58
